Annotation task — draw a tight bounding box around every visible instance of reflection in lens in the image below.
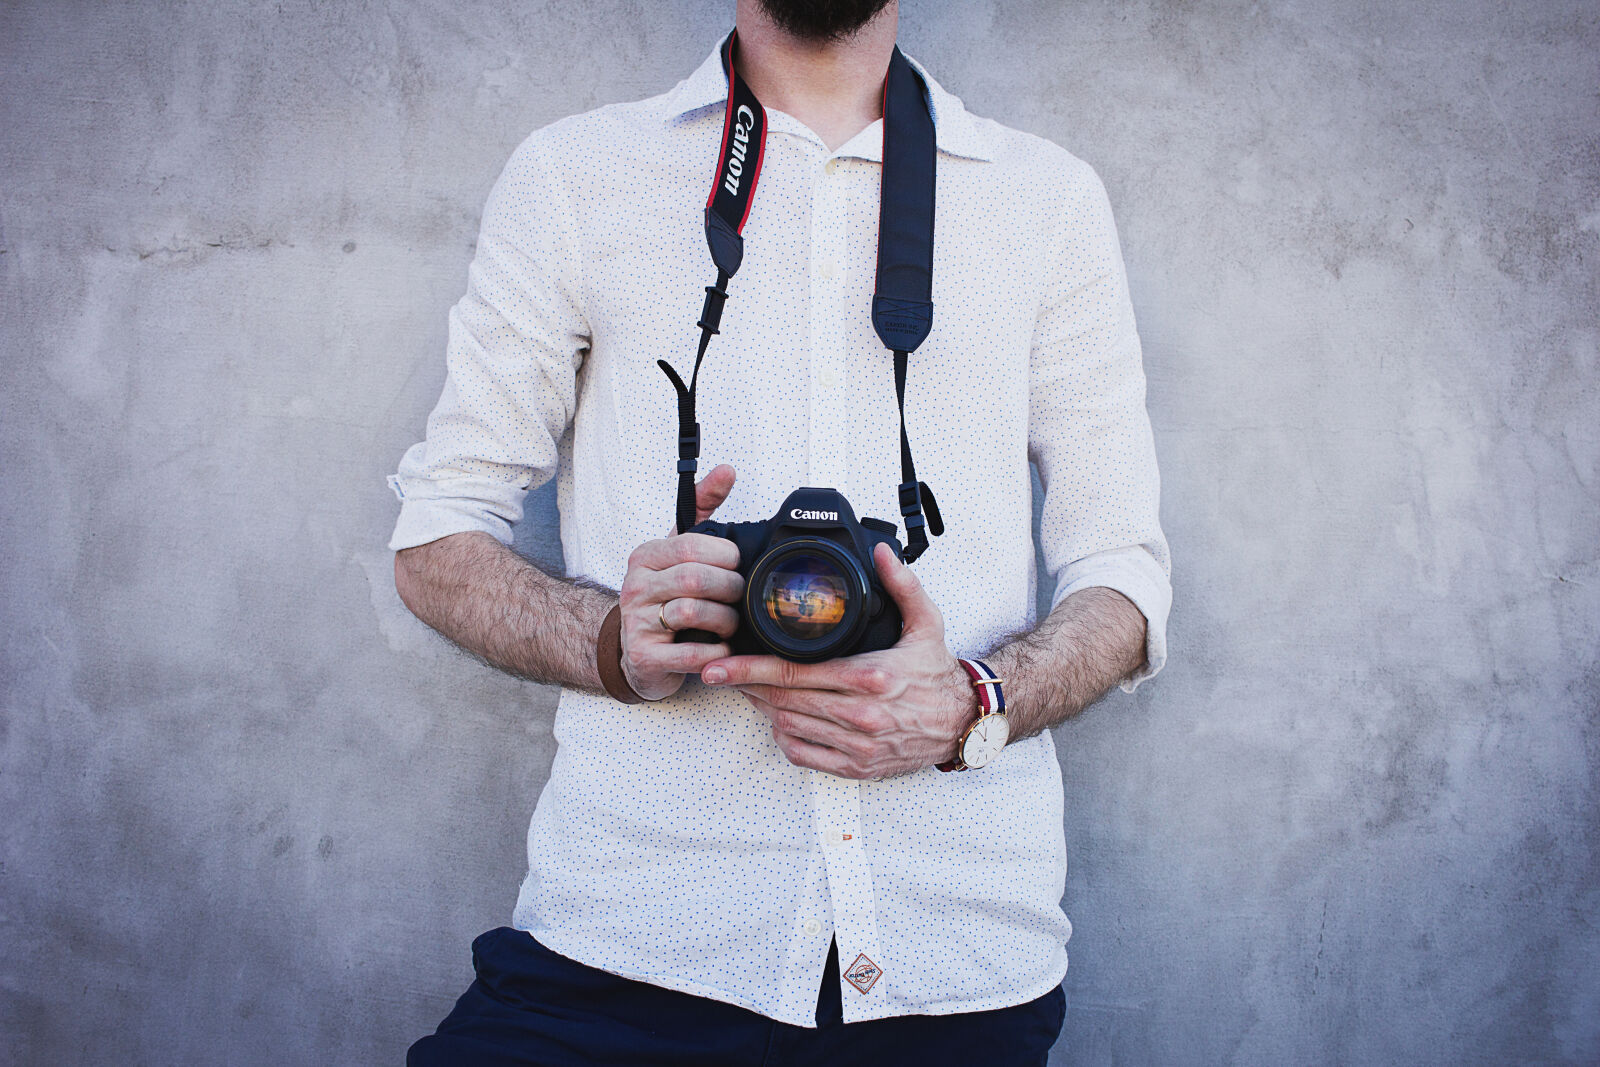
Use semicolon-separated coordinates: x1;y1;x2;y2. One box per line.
761;554;851;641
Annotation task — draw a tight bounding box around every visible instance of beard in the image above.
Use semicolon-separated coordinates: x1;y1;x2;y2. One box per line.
755;0;895;42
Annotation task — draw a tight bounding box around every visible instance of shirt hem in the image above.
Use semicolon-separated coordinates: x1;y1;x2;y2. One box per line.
523;925;1068;1029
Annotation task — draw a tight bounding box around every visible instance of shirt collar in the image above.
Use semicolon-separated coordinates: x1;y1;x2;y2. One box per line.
665;35;995;164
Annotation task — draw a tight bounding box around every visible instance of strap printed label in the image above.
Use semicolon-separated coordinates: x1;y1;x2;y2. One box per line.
704;32;768;277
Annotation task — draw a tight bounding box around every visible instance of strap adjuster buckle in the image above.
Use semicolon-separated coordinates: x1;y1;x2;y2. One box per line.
898;481;923;517
678;424;700;459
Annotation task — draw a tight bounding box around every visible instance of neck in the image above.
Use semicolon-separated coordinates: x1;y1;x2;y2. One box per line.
732;0;898;152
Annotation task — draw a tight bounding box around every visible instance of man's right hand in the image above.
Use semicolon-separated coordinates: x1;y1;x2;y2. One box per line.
618;464;743;701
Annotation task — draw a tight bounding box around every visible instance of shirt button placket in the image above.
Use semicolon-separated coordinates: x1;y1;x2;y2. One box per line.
779;833;834;1021
809;156;846;486
812;769;885;1019
806;153;886;1018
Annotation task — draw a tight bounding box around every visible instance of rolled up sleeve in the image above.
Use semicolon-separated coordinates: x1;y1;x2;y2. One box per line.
1029;158;1171;690
388;131;589;551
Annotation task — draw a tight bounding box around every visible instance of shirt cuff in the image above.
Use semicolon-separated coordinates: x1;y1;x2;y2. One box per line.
387;473;522;551
1049;545;1171;692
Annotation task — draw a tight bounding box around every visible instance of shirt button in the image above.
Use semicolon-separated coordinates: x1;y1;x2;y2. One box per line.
803;918;822;935
825;159;839;176
824;828;844;846
818;260;836;280
819;367;840;389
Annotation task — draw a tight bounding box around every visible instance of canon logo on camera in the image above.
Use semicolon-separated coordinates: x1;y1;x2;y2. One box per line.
791;508;839;521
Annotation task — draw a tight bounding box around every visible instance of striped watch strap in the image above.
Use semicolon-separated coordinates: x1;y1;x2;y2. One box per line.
937;658;1005;771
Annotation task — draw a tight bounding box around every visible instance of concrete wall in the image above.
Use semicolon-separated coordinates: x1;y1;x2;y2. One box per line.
2;1;1595;1063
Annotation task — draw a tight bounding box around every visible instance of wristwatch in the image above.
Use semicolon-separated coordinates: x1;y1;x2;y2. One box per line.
937;658;1009;772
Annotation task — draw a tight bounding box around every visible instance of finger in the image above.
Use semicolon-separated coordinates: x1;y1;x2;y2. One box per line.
873;542;944;640
770;725;862;779
642;561;745;606
736;683;841;718
701;652;889;693
737;685;889;735
626;636;732;678
747;694;868;753
628;533;741;573
701;654;847;691
660;597;740;639
693;464;737;525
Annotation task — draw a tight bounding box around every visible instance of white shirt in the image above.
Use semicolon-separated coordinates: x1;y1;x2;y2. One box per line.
388;41;1171;1026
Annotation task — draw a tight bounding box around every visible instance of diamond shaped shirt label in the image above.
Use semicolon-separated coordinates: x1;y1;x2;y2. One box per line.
844;953;882;995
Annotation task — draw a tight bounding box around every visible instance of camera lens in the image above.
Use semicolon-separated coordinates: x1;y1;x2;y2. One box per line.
746;539;870;661
761;554;850;641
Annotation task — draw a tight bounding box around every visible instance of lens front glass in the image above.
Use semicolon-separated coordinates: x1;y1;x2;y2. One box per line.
760;553;852;642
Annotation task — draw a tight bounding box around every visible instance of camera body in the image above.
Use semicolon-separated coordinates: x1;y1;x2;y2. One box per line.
676;487;904;662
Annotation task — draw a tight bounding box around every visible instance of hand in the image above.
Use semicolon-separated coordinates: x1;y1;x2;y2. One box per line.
618;465;743;701
701;542;977;779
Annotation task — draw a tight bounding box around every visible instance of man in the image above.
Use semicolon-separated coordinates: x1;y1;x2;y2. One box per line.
389;0;1170;1061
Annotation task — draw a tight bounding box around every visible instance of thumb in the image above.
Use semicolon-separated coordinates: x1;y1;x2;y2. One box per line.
694;464;737;524
874;542;944;641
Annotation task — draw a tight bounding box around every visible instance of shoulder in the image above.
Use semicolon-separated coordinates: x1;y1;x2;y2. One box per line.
490;71;715;210
483;85;694;223
912;56;1112;217
968;113;1110;206
954;112;1123;260
501;93;671;172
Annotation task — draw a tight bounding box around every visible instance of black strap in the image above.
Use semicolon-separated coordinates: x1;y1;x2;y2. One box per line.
871;49;936;355
656;267;727;535
893;348;944;563
659;33;764;534
874;49;941;562
661;33;942;560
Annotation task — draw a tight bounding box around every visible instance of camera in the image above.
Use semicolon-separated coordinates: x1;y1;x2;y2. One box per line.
675;487;904;662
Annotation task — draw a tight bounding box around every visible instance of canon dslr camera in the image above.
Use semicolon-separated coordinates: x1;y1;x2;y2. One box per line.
675;487;903;662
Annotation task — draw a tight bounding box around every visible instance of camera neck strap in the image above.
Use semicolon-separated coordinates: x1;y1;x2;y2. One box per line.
657;30;944;563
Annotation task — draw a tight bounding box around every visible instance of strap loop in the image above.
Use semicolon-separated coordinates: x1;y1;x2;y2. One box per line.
892;348;942;562
699;280;728;336
919;481;944;537
657;267;726;535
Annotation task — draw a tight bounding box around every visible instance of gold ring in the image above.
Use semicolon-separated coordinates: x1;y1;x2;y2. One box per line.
659;601;676;632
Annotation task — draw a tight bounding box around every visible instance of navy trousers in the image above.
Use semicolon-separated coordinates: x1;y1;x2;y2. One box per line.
408;928;1066;1066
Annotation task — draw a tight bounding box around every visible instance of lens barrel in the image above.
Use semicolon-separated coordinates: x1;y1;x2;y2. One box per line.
745;538;871;662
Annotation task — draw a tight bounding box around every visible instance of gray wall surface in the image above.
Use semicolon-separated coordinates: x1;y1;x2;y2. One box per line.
2;1;1595;1063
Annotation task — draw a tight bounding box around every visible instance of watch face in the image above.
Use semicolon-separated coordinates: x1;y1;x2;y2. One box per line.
960;714;1009;769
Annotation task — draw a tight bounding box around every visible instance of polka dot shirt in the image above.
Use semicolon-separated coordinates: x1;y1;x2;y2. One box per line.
388;40;1170;1027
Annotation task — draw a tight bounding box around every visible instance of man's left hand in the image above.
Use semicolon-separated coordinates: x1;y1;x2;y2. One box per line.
700;543;976;779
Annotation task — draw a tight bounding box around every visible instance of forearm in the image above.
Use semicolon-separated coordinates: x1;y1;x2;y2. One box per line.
986;586;1148;741
394;531;614;692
